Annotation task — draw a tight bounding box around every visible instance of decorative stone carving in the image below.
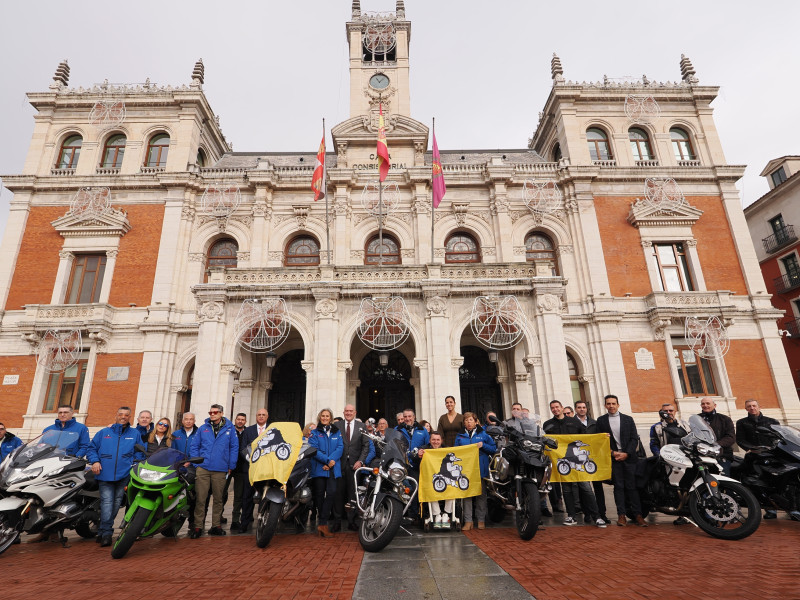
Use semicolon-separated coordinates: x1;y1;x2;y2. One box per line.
413;358;428;369
433;248;446;258
483;246;496;257
188;253;205;262
337;142;348;167
426;295;447;316
88;330;109;353
334;198;351;217
414;141;424;164
412;197;430;215
651;318;672;340
300;360;314;372
338;360;353;372
536;293;563;314
641;240;653;249
557;245;573;255
268;251;284;261
578;374;594;383
315;298;337;317
513;246;527;255
452;203;469;226
451;357;464;368
401;249;415;259
237;252;250;261
182;206;195;221
351;250;365;259
686;239;698;247
197;301;224;321
105;249;119;259
524;356;543;368
565;199;579;213
170;384;188;394
59;250;72;260
252;204;268;217
514;373;529;382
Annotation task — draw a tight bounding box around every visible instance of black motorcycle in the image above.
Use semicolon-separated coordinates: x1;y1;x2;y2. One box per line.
484;415;557;540
731;422;800;521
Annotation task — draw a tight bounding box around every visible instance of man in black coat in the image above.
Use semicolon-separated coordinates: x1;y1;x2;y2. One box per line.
238;408;269;533
575;400;610;524
333;403;370;531
595;394;647;527
698;398;735;475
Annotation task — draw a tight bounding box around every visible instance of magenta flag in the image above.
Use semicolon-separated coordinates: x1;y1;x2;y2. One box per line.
431;131;446;208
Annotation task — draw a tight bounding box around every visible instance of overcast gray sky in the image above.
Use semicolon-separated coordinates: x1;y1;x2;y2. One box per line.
1;0;798;242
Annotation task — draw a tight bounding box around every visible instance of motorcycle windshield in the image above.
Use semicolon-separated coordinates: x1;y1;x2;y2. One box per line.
512;415;543;438
772;424;800;448
382;429;409;464
681;414;716;449
8;431;76;466
144;448;187;468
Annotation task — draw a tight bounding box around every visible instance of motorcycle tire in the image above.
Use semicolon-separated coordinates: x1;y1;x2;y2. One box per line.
0;515;20;555
160;516;186;537
688;480;762;541
111;508;149;559
359;496;403;553
255;500;281;548
75;511;100;539
584;461;598;475
515;482;541;541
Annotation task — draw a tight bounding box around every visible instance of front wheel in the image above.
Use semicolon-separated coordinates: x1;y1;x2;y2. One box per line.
111;508;149;559
432;476;446;493
584;461;598;475
255;500;281;548
557;461;571;476
0;515;20;555
515;482;541;541
359;495;403;552
458;477;470;491
689;480;761;541
251;448;262;463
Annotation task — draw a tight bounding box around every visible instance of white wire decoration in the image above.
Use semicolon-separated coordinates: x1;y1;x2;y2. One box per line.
361;181;400;218
201;184;242;217
523;180;563;215
70;187;112;218
357;296;411;350
37;329;83;373
234;298;291;353
685;316;730;359
624;95;660;124
363;20;396;55
643;177;686;210
471;296;526;350
89;99;126;129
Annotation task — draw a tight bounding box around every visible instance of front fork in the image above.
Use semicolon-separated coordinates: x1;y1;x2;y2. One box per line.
353;467;419;518
695;465;722;501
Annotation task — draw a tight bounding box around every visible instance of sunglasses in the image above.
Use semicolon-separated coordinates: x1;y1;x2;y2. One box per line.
157;422;169;427
209;410;221;415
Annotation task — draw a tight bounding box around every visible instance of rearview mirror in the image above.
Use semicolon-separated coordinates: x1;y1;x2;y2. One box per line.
488;415;501;424
544;437;558;449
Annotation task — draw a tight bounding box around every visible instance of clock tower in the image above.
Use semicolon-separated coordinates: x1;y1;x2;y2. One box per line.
347;1;411;119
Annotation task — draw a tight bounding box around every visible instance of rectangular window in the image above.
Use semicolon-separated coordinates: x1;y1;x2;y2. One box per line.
652;243;694;292
673;346;716;396
771;167;787;187
65;254;106;304
781;254;800;280
43;359;88;412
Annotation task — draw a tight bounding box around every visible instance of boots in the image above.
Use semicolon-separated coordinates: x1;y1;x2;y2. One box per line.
462;522;473;531
317;524;334;538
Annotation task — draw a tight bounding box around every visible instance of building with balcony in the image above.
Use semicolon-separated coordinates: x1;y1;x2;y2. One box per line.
1;1;797;437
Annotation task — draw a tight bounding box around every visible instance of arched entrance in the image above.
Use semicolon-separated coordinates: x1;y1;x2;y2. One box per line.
459;345;503;420
268;349;306;424
356;350;413;422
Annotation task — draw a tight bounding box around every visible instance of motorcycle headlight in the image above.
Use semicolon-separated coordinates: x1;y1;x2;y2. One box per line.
5;466;42;485
522;439;543;452
388;466;406;483
138;467;168;482
696;443;720;458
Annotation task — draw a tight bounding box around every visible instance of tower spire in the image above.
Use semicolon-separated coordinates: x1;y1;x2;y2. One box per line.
52;59;70;87
551;53;564;83
396;1;405;18
680;54;698;84
191;58;205;86
352;0;360;18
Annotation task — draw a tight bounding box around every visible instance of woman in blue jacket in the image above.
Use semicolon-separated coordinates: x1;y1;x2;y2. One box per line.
308;408;343;538
455;412;496;530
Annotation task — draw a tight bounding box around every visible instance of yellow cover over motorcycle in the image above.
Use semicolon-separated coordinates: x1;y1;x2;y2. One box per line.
248;422;303;485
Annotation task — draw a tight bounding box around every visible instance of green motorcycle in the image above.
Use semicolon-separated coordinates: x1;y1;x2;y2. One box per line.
111;446;202;559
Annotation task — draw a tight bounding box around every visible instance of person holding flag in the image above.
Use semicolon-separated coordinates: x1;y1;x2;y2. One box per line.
455;412;496;530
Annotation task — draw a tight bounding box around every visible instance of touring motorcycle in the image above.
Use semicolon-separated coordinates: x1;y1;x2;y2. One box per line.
484;415;558;540
0;430;100;554
637;414;761;540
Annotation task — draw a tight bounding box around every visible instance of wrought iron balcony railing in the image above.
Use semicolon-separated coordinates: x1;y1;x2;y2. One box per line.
773;270;800;294
784;317;800;339
763;225;797;254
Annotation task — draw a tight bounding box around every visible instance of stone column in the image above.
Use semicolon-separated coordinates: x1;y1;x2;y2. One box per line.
333;186;351;264
422;291;458;414
192;294;228;412
312;294;340;416
412;182;431;264
98;249;118;304
151;196;185;304
490;182;513;262
51;250;75;304
533;290;572;403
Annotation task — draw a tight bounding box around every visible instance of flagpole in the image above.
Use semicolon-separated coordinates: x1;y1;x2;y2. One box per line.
431;117;435;264
323;118;330;265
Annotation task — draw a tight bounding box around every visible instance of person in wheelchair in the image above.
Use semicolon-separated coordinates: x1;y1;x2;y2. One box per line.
418;431;456;529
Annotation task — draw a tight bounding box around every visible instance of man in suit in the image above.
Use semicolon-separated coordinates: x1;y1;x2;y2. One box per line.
334;403;370;531
238;408;269;533
595;394;648;527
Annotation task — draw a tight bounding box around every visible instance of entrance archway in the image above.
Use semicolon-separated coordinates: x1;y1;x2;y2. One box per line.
356;350;413;423
268;349;306;424
459;345;503;420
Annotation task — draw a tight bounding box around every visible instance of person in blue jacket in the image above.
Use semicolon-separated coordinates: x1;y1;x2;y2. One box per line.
42;405;90;458
455;412;497;530
0;423;23;462
172;412;198;456
395;408;430;467
188;404;238;538
86;406;144;546
308;408;343;538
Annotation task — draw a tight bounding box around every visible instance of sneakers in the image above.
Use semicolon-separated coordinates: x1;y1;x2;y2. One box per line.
441;514;450;529
595;518;607;528
764;510;778;520
433;515;442;529
189;528;203;539
563;516;578;526
673;516;689;525
208;526;226;536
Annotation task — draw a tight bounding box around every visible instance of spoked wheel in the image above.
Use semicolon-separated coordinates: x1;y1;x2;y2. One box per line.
255;500;281;548
0;515;20;555
515;482;541;541
111;508;149;559
359;496;403;552
689;480;761;540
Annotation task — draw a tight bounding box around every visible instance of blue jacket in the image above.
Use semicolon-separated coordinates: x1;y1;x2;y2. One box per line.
136;423;153;439
455;425;497;478
365;439;377;466
42;418;90;458
395;423;430;465
189;417;238;473
172;426;198;456
308;426;343;478
86;423;144;482
1;432;23;462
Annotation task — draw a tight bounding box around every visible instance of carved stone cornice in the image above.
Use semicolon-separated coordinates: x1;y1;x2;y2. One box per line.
52;207;131;238
627;199;703;228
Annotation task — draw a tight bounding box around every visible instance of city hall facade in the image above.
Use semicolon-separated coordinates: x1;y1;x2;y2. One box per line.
1;2;797;437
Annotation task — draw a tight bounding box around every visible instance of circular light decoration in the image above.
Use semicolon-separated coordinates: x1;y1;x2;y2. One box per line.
523;180;563;215
471;296;526;350
70;187;111;218
357;296;411;351
201;184;242;217
234;298;290;353
363;21;396;55
37;329;83;373
89;99;126;129
685;316;730;359
624;95;660;124
643;177;685;209
361;181;400;217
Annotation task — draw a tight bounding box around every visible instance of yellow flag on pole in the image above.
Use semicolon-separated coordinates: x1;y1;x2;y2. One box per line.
418;445;481;502
248;422;303;485
546;433;612;483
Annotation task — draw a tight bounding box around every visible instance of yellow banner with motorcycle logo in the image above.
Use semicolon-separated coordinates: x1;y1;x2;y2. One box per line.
419;445;481;502
248;422;302;485
546;434;611;482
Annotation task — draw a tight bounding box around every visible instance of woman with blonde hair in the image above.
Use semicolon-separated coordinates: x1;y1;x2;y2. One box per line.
308;408;343;537
146;417;173;457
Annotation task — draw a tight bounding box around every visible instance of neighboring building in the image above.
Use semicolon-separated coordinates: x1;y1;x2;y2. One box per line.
1;1;797;438
744;156;800;396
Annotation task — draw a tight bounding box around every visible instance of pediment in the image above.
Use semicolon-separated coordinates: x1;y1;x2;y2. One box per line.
52;207;131;238
627;198;703;228
332;114;429;145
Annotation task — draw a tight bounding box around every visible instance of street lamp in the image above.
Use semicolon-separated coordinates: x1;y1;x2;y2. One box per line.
488;351;498;363
378;351;390;367
265;351;277;368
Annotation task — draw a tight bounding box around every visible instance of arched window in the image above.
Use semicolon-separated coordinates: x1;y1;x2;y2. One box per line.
445;232;480;263
552;142;562;162
145;133;170;167
196;148;207;168
670;127;695;161
567;353;587;411
629;128;654;161
101;134;126;169
285;235;320;266
207;238;238;269
365;234;400;265
56;135;82;169
525;232;559;275
586;127;613;161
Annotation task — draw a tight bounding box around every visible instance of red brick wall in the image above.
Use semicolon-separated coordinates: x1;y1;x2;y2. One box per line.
689;196;747;294
108;204;164;307
85;353;144;427
620;342;675;413
0;356;37;428
725;340;780;409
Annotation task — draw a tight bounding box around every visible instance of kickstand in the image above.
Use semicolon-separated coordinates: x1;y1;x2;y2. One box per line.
58;531;70;548
683;517;699;528
397;525;413;536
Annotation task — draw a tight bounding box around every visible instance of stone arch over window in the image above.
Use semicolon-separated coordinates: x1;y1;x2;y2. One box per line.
145;132;170;167
629;127;654;162
285;234;320;266
56;134;83;169
525;231;559;275
445;231;480;263
100;133;126;169
365;232;401;265
586;127;613;161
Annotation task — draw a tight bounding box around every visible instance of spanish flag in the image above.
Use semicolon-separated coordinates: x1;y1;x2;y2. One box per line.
418;445;481;502
377;103;390;182
546;434;612;483
248;422;303;485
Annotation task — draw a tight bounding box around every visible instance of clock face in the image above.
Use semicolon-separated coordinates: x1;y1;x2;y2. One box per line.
369;73;390;90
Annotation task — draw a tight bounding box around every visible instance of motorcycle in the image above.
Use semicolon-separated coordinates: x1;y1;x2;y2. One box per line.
111;446;202;559
731;422;800;520
0;429;100;554
484;414;558;540
355;429;417;552
637;414;761;540
253;441;316;548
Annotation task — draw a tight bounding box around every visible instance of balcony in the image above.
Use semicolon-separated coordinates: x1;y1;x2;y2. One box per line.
678;159;701;167
762;225;797;254
592;159;617;167
50;168;76;176
635;159;660;167
773;270;800;294
784;318;800;339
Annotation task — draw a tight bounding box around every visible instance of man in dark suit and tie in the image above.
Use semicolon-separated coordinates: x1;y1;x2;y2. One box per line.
333;403;370;531
595;394;648;527
238;408;269;533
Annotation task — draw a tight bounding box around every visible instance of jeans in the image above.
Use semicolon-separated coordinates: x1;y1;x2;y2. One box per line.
463;488;487;523
98;479;128;537
563;481;600;520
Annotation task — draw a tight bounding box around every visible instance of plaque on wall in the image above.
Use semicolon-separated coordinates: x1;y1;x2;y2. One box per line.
2;374;19;385
634;348;655;371
107;366;130;381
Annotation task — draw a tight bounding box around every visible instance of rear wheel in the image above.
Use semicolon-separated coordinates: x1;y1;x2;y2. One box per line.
111;508;149;559
515;483;540;541
0;515;20;555
74;511;100;539
255;500;281;548
689;480;761;541
359;495;403;552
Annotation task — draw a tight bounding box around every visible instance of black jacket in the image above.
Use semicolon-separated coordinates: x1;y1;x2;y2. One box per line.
596;412;640;461
543;415;587;436
145;435;171;458
736;413;780;451
577;416;598;434
233;428;249;472
698;411;736;459
240;423;269;461
336;419;370;468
